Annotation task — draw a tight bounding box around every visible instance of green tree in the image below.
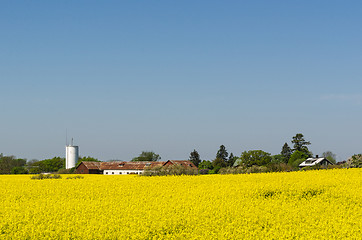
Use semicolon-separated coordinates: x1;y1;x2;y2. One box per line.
238;150;272;168
271;154;285;164
227;153;237;167
198;160;213;170
291;133;311;156
131;151;161;162
216;145;228;162
79;156;100;162
189;149;201;167
346;154;362;168
0;155;27;174
11;166;28;174
281;143;292;163
31;157;65;173
212;158;227;173
288;150;309;168
322;151;336;164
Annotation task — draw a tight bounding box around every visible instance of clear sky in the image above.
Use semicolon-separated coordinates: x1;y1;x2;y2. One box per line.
1;1;361;162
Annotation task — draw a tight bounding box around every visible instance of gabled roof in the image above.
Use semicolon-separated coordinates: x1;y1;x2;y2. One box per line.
78;161;102;170
100;161;165;170
163;160;198;168
299;157;333;167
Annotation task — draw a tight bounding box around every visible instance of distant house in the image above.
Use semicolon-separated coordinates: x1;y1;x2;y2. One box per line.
102;160;198;175
299;156;334;168
101;161;165;175
163;160;197;169
76;161;102;174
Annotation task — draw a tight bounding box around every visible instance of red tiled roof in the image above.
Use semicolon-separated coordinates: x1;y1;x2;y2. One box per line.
100;161;165;170
79;161;102;170
164;160;198;169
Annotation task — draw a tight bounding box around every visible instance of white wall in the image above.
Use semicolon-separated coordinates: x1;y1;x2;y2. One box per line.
103;169;143;175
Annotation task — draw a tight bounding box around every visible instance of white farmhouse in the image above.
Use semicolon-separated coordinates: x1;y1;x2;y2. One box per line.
299;156;334;168
101;161;164;175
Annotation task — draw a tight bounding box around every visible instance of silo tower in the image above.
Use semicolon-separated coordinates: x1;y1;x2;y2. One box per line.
66;138;79;169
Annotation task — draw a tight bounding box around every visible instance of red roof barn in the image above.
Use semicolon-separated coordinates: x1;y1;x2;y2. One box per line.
76;161;102;174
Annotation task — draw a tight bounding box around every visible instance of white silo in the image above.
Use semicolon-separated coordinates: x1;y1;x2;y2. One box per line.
65;138;79;169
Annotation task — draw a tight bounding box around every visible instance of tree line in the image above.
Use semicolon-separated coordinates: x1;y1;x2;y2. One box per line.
1;133;361;174
0;155;99;174
188;133;347;174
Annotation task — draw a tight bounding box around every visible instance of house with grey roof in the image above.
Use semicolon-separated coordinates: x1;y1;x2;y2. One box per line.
299;155;334;168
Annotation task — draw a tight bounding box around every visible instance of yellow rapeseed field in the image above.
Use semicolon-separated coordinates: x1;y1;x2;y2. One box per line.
0;169;361;239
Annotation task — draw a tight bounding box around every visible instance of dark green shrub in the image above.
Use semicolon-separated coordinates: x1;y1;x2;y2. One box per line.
30;174;62;180
143;165;198;176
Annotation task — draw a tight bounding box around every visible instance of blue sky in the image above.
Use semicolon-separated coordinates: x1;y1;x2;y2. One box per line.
1;1;361;162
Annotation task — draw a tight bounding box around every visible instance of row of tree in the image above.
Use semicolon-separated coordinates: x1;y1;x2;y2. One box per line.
0;155;99;174
187;133;340;173
1;133;361;174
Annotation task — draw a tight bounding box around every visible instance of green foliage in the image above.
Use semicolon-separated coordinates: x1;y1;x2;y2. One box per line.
238;150;272;168
220;163;292;175
216;145;228;162
30;157;65;173
212;145;229;172
198;169;210;174
131;151;161;162
271;154;286;164
198;160;213;170
66;175;84;179
143;165;198;176
30;174;62;180
212;157;227;173
290;158;306;169
226;153;237;167
322;151;337;164
347;154;362;168
266;163;293;172
189;149;201;167
11;166;28;174
29;167;42;174
288;151;309;166
218;167;245;174
281;143;292;163
291;133;311;156
0;155;27;174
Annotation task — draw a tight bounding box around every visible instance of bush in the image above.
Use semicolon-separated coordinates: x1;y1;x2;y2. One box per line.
11;166;28;174
246;165;269;174
31;174;62;180
199;169;210;175
266;163;292;172
66;175;84;179
327;165;343;169
346;154;362;168
219;167;245;174
142;165;198;176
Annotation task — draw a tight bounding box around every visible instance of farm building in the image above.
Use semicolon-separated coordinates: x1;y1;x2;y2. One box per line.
299;156;334;168
75;161;102;174
101;161;164;175
76;160;198;175
102;160;197;175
